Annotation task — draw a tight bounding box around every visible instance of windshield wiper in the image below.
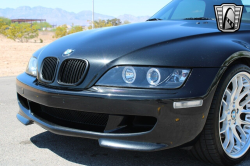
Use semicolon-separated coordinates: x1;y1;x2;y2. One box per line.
183;17;213;20
147;18;163;21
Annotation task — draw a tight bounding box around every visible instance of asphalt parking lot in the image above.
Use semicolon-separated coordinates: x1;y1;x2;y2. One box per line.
1;76;250;166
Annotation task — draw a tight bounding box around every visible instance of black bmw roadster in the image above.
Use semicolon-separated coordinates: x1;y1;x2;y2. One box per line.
16;0;250;165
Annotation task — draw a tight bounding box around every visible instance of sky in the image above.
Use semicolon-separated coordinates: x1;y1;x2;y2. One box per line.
1;0;172;17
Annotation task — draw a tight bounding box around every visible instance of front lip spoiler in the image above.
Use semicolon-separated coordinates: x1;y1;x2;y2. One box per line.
17;101;168;152
99;139;167;152
16;114;33;125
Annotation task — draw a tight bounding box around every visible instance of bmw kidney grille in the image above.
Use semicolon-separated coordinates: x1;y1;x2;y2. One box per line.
40;57;58;83
58;59;88;85
40;58;88;85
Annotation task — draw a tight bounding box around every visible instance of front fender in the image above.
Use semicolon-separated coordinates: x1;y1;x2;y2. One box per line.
109;31;250;68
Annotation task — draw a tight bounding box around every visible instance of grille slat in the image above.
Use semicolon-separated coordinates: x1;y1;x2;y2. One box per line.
65;60;73;83
70;60;80;84
74;61;82;83
43;61;50;79
48;59;56;78
63;60;71;83
45;59;53;80
68;60;75;84
41;57;58;82
78;63;86;81
58;59;87;85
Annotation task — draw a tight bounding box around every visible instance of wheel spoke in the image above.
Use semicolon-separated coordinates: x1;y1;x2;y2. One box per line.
241;109;250;114
246;103;250;110
226;89;232;101
245;115;250;122
220;116;227;123
235;76;243;99
223;128;230;149
238;88;250;102
220;110;227;123
231;77;238;99
220;125;228;133
232;126;242;144
237;125;247;142
243;125;250;135
227;129;235;153
222;100;228;108
240;97;250;107
240;120;250;125
243;82;250;89
222;100;228;106
234;145;241;151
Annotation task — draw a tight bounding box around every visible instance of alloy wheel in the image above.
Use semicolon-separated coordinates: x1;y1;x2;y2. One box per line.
219;72;250;158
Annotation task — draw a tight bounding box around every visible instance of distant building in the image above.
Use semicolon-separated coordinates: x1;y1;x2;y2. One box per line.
11;19;46;24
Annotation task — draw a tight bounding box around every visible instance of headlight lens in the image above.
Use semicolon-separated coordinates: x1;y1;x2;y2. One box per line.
147;68;161;86
96;66;190;89
122;67;136;83
26;57;37;76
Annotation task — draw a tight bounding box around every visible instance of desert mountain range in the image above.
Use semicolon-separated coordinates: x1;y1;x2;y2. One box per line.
0;6;151;25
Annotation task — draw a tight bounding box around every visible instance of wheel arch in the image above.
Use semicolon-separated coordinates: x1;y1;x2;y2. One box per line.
184;52;250;148
222;51;250;67
208;51;250;96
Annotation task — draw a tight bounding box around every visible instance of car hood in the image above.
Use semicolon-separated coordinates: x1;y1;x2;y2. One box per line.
39;20;219;63
35;20;249;88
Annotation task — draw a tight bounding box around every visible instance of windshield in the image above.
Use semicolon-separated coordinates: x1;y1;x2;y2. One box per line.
151;0;250;23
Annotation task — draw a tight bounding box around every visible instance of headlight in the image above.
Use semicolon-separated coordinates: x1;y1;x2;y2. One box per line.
122;67;136;83
26;57;37;76
96;66;190;89
147;68;161;86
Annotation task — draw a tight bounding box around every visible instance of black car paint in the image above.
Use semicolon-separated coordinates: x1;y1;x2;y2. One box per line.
16;19;250;151
16;71;216;150
33;20;250;90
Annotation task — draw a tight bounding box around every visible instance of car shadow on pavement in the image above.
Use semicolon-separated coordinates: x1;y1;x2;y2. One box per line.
30;131;215;166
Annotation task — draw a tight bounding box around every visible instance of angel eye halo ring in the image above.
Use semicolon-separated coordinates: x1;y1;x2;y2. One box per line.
122;67;136;84
147;68;161;86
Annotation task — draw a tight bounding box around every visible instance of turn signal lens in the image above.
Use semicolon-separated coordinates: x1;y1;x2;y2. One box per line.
173;100;203;109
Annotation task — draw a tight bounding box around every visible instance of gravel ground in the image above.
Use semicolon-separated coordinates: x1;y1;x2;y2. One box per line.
1;76;250;166
0;32;54;77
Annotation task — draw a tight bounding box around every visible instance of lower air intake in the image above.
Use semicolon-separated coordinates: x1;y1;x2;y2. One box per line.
30;102;109;132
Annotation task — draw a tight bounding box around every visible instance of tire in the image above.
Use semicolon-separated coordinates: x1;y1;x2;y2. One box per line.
189;64;250;166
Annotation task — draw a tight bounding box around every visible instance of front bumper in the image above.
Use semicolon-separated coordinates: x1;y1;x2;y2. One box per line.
16;68;220;151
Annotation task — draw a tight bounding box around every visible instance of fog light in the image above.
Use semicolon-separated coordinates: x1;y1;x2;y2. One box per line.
122;67;136;83
173;100;203;109
147;68;161;86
